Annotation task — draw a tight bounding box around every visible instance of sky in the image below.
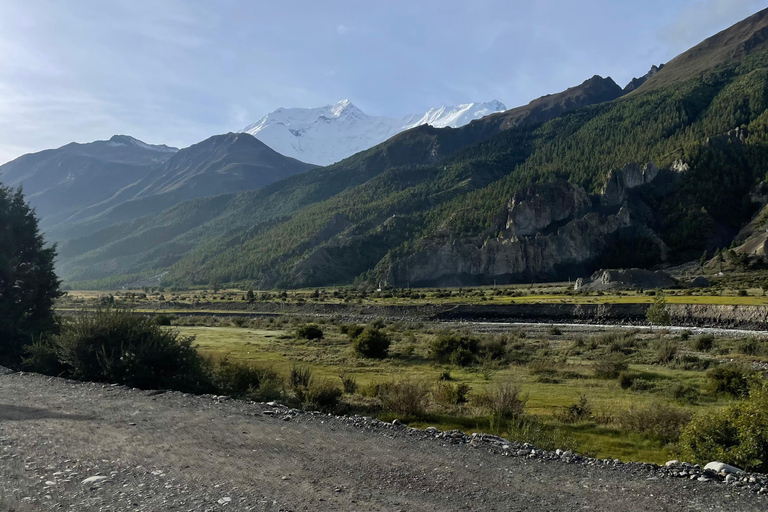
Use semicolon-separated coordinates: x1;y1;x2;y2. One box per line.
0;0;765;164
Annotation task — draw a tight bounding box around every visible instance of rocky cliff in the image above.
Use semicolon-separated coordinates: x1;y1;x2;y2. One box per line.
383;162;680;287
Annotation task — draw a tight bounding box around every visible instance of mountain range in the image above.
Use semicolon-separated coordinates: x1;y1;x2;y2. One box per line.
242;100;507;165
6;7;768;290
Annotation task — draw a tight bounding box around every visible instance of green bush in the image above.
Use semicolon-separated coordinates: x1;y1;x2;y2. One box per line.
296;324;324;340
738;337;762;356
593;355;629;379
434;382;470;407
656;338;678;363
341;324;365;339
53;309;211;393
618;372;636;390
289;364;313;389
378;380;431;418
707;362;758;397
339;372;357;394
353;326;391;358
154;314;174;326
680;385;768;472
430;333;479;364
302;380;343;412
214;358;283;400
614;403;692;443
690;334;715;352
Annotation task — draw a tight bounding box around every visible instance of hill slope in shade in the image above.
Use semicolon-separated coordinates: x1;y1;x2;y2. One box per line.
0;135;177;229
243;99;507;165
46;133;317;241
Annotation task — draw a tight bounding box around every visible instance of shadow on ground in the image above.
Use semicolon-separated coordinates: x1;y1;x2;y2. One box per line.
0;404;93;423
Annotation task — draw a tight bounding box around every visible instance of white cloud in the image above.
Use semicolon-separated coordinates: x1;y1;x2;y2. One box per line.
336;24;349;35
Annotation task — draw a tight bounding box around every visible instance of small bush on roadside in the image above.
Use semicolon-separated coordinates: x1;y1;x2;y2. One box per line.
23;336;66;375
504;416;578;452
680;385;768;472
474;382;528;421
378;380;431;418
353;326;391;358
302;380;343;412
214;358;283;400
296;324;324;340
53;309;211;393
614;403;692;443
289;364;313;390
593;354;629;379
707;362;758;397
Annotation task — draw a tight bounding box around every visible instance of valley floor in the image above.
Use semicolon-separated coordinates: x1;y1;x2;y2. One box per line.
0;371;765;512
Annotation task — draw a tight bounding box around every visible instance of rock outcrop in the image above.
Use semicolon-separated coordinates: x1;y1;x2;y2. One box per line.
574;268;676;292
506;182;591;237
383;161;672;287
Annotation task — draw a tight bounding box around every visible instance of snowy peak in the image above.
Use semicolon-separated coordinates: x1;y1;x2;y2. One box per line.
242;100;506;166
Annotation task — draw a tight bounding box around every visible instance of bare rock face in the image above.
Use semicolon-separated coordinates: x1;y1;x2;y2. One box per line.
506;182;591;237
385;206;632;287
601;163;659;207
574;268;676;292
382;161;674;287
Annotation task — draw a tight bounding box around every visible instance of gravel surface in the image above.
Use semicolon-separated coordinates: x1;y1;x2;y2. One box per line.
1;371;766;511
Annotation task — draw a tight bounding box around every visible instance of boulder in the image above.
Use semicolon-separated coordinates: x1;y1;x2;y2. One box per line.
574;268;676;292
703;461;744;475
688;276;711;288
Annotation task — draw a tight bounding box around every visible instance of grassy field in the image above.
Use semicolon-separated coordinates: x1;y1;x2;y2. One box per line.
168;317;765;465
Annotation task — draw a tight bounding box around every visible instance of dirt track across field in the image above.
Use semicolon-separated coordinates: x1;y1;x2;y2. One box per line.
0;371;765;511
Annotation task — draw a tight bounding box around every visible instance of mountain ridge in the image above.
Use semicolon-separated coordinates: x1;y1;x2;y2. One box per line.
242;99;508;165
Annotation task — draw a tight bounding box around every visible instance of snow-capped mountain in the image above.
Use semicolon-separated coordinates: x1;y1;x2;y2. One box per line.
242;99;507;165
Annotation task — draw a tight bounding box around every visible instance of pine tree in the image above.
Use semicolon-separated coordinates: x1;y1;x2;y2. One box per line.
0;186;61;367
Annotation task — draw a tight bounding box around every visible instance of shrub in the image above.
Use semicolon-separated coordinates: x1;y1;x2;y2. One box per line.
548;326;563;336
618;372;635;390
614;403;692;443
289;364;313;390
53;309;211;393
214;358;283;400
707;363;758;397
23;336;65;375
593;355;629;379
339;372;357;394
629;378;654;392
738;337;762;356
556;394;592;423
378;380;431;418
353;327;391;358
646;293;671;326
434;382;471;407
504;416;577;451
430;334;479;364
667;382;700;404
680;385;768;472
302;380;343;412
690;334;715;352
341;324;365;339
296;324;324;340
474;382;528;421
154;314;174;326
656;339;678;363
438;369;452;381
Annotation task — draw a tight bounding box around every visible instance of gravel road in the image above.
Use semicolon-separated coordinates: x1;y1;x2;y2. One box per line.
0;371;765;512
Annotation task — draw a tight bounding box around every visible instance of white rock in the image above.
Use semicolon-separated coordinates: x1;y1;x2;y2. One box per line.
704;462;744;474
81;476;108;485
665;460;679;467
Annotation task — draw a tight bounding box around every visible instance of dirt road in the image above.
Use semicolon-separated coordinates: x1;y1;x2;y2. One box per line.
0;371;764;511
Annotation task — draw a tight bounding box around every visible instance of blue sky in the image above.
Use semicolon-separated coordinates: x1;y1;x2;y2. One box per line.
0;0;764;164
